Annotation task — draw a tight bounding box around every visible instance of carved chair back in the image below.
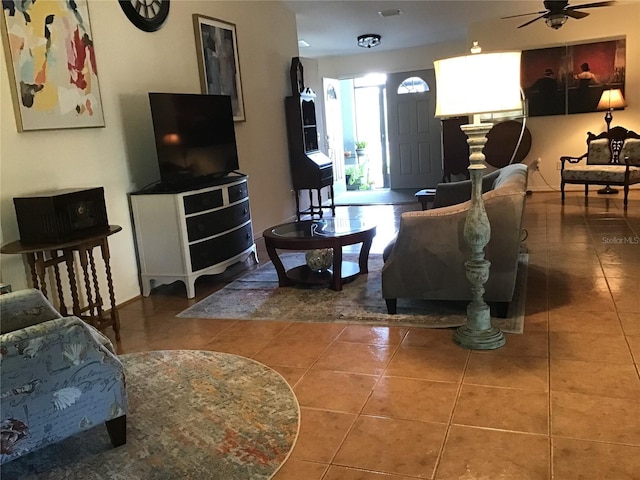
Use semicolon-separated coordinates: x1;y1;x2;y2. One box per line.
585;126;640;165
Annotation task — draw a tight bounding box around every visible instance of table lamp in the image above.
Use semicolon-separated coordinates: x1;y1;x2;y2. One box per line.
434;43;522;350
596;88;626;194
597;88;626;132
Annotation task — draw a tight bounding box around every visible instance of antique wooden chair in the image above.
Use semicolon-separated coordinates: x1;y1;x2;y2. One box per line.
561;126;640;207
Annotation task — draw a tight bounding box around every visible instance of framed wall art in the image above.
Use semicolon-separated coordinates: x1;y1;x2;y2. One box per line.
193;14;245;122
521;37;626;117
1;0;105;132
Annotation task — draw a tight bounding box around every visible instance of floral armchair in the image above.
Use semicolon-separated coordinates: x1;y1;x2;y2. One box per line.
0;289;127;464
561;126;640;207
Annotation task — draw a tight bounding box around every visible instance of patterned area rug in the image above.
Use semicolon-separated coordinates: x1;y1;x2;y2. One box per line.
178;253;527;334
1;350;299;479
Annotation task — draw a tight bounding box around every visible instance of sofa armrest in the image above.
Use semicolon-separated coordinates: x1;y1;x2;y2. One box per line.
432;170;500;209
385;201;472;264
560;153;587;170
0;315;119;363
0;289;62;334
1;315;127;464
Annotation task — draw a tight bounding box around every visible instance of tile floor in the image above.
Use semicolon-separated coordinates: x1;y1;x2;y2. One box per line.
107;190;640;480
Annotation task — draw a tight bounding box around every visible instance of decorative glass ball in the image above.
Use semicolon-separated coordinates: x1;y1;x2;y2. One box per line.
305;248;333;272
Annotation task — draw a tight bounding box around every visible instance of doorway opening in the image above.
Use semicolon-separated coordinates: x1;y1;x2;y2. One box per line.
331;70;439;201
339;73;388;191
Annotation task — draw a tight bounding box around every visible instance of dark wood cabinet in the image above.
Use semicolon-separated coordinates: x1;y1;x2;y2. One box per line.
285;58;334;220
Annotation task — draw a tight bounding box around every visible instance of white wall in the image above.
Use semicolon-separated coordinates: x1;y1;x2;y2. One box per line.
317;41;467;79
0;1;299;302
313;3;639;192
469;2;640;191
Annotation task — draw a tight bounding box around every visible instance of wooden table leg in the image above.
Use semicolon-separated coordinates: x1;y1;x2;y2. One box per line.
77;245;97;329
50;252;69;316
25;252;39;291
64;248;82;317
100;238;121;340
331;246;343;291
358;232;375;274
34;251;48;298
88;249;105;318
329;184;335;216
265;243;293;288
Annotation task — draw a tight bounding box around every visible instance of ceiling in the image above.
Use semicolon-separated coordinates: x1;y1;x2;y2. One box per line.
282;0;599;58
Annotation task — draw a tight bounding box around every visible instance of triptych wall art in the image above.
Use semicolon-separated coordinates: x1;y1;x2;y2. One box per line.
521;37;626;117
1;0;105;132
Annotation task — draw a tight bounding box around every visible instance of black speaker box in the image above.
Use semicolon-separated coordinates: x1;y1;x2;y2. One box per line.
13;187;109;244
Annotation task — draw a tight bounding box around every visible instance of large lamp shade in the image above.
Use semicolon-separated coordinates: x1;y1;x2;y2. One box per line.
434;51;522;118
597;88;626;111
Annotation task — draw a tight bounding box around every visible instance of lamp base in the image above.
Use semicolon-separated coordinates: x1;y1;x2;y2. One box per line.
453;324;506;350
598;185;618;194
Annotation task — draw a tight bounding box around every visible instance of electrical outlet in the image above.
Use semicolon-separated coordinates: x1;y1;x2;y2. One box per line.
556;160;562;170
535;158;541;170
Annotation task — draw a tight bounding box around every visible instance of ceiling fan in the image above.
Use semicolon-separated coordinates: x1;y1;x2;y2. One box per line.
502;0;616;29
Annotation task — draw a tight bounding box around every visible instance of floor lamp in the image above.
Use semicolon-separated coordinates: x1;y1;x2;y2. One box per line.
434;44;522;350
596;88;627;194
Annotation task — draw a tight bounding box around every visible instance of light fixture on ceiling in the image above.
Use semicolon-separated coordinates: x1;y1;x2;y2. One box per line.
545;13;568;29
298;39;310;48
434;42;522;350
378;8;402;17
357;34;381;49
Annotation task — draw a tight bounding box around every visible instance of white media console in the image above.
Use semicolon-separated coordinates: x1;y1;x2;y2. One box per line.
130;175;256;298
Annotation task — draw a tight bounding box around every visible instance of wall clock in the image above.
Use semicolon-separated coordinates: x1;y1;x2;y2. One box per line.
119;0;170;32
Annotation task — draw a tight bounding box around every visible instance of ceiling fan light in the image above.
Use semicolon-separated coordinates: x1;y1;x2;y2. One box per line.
378;9;402;18
545;13;567;29
357;34;381;48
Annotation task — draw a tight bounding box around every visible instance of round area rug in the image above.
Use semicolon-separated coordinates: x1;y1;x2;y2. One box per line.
1;350;300;479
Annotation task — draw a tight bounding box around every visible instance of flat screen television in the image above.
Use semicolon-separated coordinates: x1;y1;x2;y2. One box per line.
149;93;240;191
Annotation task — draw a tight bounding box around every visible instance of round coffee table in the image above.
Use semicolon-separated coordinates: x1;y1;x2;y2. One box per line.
263;218;376;291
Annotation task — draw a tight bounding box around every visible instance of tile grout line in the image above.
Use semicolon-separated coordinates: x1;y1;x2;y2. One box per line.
431;348;472;480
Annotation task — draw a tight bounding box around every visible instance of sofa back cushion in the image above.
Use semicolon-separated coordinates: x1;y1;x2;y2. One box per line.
586;138;612;165
620;138;640;164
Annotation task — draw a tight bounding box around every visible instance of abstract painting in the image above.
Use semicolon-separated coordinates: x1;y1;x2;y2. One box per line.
193;14;245;121
1;0;105;131
521;38;626;117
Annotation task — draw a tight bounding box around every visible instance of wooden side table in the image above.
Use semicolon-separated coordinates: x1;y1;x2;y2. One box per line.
1;225;122;340
415;189;436;210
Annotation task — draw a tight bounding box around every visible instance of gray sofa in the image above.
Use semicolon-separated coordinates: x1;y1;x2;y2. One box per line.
382;163;528;316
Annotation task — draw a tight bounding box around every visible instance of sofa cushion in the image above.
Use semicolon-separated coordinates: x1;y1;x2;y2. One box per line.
586;138;612;165
562;164;640;183
432;168;502;209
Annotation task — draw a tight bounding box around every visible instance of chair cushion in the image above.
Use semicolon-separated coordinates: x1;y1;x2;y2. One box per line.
621;138;640;164
562;165;640;183
586;138;612;165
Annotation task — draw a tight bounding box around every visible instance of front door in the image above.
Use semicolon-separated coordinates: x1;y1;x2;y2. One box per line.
386;69;442;189
322;78;345;196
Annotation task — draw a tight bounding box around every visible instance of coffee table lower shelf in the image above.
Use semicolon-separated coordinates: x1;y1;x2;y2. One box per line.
284;261;360;288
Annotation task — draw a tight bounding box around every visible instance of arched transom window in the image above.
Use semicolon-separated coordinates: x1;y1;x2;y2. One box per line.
397;76;429;94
